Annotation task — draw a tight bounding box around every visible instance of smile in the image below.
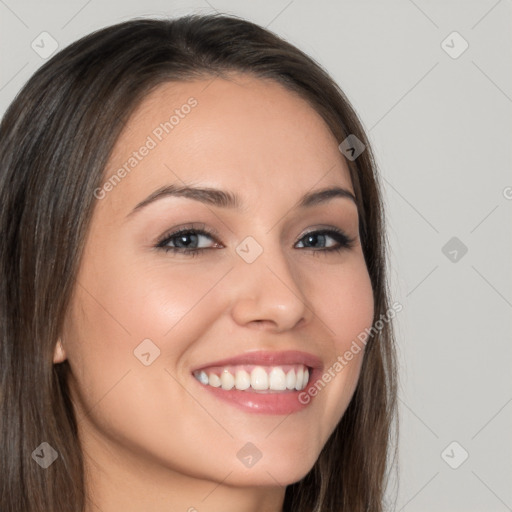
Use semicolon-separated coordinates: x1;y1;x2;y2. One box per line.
190;350;322;414
193;364;310;392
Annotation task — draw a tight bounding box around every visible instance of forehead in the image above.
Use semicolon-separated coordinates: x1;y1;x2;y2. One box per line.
103;74;354;213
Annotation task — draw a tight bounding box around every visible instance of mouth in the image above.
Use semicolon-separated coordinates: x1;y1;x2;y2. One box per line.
193;363;310;392
191;350;322;415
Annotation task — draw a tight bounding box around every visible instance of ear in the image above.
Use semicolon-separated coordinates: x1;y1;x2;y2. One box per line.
53;338;67;364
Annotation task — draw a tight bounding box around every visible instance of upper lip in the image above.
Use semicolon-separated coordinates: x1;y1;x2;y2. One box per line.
191;350;323;372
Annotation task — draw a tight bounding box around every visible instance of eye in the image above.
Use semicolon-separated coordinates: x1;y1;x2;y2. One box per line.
155;225;356;257
295;228;356;253
156;225;221;257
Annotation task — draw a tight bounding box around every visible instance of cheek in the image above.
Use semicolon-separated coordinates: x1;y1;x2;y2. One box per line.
62;254;235;421
63;264;242;481
326;259;374;347
305;253;374;434
311;249;374;353
71;254;231;349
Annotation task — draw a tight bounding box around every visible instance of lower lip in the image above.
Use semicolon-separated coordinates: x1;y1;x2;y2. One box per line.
192;367;321;415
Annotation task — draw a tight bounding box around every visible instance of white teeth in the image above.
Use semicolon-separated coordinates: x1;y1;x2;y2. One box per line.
194;364;310;392
220;370;235;390
208;373;221;387
235;369;251;390
197;370;209;385
295;367;304;391
285;369;296;390
251;367;268;390
268;367;287;390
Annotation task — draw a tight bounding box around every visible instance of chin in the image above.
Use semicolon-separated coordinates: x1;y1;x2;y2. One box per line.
223;461;316;489
227;444;320;488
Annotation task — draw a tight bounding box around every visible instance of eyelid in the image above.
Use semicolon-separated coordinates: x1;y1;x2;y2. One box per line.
155;222;222;248
155;223;356;255
297;226;356;248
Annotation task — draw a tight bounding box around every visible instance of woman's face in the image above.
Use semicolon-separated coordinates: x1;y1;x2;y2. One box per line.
57;74;374;504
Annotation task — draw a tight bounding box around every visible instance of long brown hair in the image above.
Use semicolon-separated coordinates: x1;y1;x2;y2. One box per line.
0;14;398;511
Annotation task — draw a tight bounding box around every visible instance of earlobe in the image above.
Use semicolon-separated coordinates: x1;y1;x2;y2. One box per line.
53;338;67;364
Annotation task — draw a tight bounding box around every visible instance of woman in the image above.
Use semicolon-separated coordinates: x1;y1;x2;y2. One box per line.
0;13;398;512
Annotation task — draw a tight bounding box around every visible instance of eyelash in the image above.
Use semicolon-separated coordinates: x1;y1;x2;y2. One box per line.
155;224;356;257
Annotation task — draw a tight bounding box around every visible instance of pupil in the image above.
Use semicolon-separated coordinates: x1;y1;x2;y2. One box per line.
179;233;196;247
307;234;323;247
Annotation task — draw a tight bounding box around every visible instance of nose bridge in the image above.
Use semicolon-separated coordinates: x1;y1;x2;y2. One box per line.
229;233;311;330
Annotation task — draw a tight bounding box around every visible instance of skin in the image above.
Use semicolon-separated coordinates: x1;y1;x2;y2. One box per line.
54;74;374;512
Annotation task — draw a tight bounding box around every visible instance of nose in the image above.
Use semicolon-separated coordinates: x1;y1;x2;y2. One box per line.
229;241;313;332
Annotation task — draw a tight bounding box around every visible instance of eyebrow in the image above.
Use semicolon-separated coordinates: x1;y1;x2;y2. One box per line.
127;183;356;217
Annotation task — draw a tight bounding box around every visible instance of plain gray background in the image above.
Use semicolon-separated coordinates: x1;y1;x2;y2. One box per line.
1;1;511;510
